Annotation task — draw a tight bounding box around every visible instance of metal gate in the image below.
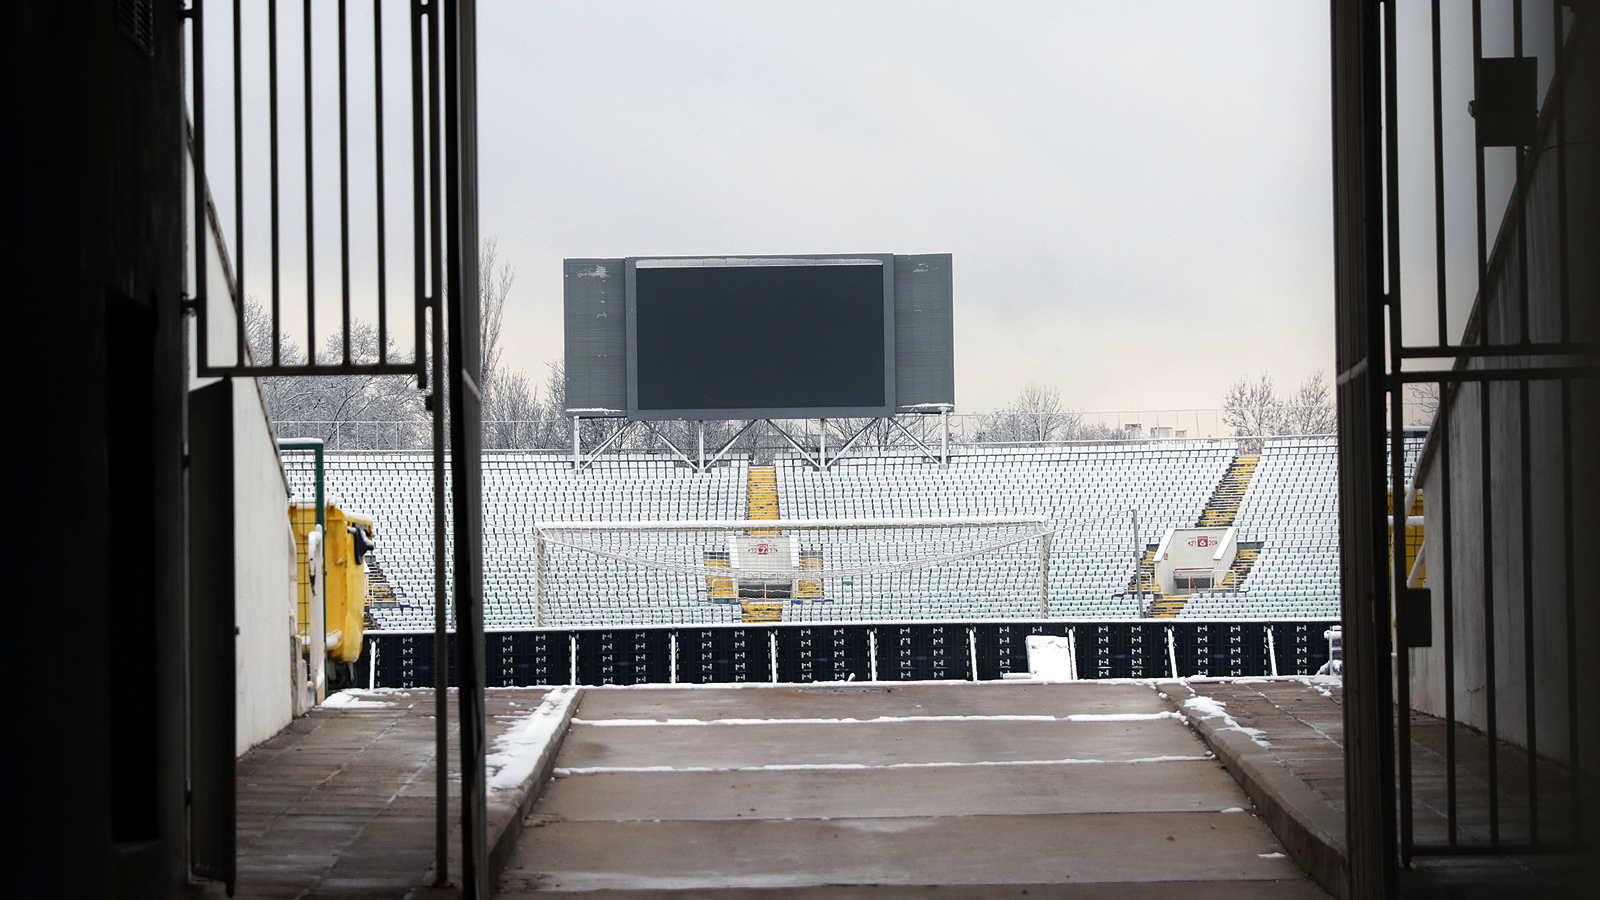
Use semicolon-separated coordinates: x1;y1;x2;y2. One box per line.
1332;1;1596;895
182;0;488;893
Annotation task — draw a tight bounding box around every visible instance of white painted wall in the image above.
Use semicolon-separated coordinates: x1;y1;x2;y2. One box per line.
232;378;298;755
189;289;299;755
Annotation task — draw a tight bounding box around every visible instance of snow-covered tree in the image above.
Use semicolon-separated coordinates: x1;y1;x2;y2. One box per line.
1223;370;1335;440
978;386;1078;442
246;301;426;449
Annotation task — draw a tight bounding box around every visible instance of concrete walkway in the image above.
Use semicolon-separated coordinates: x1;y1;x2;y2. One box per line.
1177;678;1596;899
228;687;574;899
496;682;1330;897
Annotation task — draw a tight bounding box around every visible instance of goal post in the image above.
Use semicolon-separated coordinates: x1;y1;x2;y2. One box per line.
527;516;1055;626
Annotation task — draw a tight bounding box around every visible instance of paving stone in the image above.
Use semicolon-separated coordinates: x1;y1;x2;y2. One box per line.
226;687;550;898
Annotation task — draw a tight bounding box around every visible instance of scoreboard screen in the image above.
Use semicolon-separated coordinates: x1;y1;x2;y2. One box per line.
626;256;895;420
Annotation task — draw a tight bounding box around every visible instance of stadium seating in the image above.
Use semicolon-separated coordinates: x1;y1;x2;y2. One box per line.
283;452;748;628
1179;432;1425;618
284;434;1419;628
776;443;1236;620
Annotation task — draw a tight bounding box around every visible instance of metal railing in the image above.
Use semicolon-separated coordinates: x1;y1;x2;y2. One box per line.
1334;0;1596;890
271;411;1376;452
184;1;488;894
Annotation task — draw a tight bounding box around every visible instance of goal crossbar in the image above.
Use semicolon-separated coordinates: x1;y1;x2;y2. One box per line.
531;515;1051;533
527;516;1056;626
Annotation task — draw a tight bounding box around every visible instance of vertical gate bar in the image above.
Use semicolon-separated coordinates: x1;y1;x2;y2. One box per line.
1393;404;1414;858
1431;0;1448;346
411;0;447;886
1552;1;1569;343
1552;6;1576;845
1331;0;1397;887
338;0;353;366
1472;0;1486;339
1441;383;1458;844
443;0;488;891
1519;377;1539;843
1381;0;1414;859
191;0;208;371
431;0;449;860
430;305;449;888
1561;378;1578;844
1513;1;1530;346
269;0;281;366
233;0;245;364
1470;0;1500;850
374;0;388;364
1429;0;1459;844
1481;382;1501;847
303;0;317;362
428;0;442;378
1440;0;1452;347
411;0;429;390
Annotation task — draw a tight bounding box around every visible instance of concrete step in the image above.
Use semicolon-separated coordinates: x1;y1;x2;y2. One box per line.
497;684;1328;897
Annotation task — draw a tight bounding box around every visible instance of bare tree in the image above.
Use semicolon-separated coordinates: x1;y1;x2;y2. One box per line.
538;361;617;451
478;238;514;402
246;301;426;449
1223;371;1285;437
1285;371;1336;435
1070;419;1126;441
474;239;563;449
1224;370;1336;443
482;368;542;449
978;386;1079;442
1407;382;1440;425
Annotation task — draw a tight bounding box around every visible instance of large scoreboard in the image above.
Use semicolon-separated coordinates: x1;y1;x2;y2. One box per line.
564;254;954;421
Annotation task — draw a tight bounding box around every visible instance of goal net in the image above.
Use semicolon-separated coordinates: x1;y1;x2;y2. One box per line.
524;516;1054;626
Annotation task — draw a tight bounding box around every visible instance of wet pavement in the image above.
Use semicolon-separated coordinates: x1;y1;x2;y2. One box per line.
496;682;1330;898
226;687;559;899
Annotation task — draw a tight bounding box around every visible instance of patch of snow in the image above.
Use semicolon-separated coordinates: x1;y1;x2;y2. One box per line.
1258;852;1287;858
1220;807;1246;813
322;691;396;709
553;754;1212;776
1181;695;1230;719
1063;712;1180;722
574;714;1068;727
1025;635;1076;680
485;687;580;792
569;712;1178;727
1179;694;1274;751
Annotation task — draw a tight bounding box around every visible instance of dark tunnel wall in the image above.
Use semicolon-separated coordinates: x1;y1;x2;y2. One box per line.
5;2;191;897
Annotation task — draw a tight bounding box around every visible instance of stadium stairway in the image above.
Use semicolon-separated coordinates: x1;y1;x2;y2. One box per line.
1149;455;1262;617
742;466;784;623
1129;546;1194;618
1198;454;1259;528
1220;545;1262;590
365;554;404;608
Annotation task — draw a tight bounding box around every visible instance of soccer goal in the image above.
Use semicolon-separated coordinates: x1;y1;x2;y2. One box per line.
526;516;1054;626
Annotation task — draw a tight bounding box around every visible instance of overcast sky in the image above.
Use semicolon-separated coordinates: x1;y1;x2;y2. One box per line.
475;1;1336;415
212;1;1334;414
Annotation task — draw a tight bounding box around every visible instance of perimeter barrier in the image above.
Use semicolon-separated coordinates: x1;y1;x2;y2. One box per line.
355;619;1336;688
